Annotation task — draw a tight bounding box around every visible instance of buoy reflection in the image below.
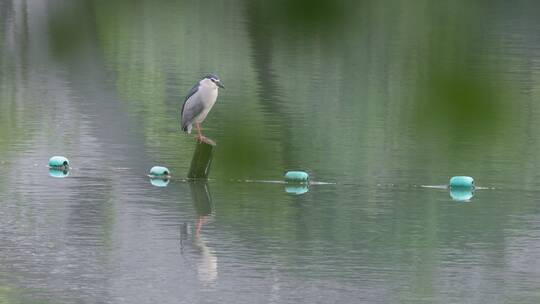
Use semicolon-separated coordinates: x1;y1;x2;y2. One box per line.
285;184;309;195
49;167;70;178
149;178;170;187
449;187;475;202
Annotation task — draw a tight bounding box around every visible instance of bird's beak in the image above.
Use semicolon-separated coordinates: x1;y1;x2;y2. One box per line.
217;81;225;89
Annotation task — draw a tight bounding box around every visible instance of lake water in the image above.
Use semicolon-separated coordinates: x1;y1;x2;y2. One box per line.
1;0;540;303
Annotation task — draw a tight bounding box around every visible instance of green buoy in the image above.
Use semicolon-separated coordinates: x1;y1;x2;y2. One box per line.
449;176;474;188
149;166;170;178
48;156;69;168
284;171;309;183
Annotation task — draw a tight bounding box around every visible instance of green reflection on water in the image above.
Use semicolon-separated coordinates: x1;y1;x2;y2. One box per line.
0;285;54;304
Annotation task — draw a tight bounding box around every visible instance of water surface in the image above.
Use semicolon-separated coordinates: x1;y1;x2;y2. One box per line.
1;1;540;303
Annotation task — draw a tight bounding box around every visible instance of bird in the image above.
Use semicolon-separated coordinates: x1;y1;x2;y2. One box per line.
181;74;225;144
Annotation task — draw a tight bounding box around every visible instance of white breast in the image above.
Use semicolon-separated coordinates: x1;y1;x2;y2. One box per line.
193;79;219;123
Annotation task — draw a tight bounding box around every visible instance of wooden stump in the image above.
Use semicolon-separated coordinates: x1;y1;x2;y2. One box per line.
188;140;215;179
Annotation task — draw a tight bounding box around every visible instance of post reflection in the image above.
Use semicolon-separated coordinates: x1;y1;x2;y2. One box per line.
180;181;217;284
190;181;213;235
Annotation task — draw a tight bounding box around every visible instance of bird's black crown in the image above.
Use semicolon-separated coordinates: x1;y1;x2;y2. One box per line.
203;74;220;81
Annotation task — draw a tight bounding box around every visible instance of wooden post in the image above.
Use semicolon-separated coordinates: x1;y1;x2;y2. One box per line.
188;141;215;179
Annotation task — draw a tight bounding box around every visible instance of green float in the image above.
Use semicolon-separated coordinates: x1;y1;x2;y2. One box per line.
48;156;69;168
284;171;309;183
149;166;170;178
449;176;474;188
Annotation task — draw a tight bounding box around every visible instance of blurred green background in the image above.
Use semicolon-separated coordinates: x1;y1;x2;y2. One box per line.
2;0;539;186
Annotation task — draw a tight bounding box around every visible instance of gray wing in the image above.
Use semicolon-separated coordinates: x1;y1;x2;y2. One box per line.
184;82;202;131
181;90;205;132
181;83;199;116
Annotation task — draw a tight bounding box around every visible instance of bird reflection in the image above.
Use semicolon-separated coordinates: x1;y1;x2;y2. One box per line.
191;181;213;235
180;181;217;284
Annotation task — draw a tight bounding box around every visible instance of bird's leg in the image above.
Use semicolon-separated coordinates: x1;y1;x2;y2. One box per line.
195;123;207;143
195;216;209;236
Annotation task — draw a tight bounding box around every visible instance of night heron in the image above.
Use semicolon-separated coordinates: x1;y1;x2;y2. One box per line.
181;74;225;143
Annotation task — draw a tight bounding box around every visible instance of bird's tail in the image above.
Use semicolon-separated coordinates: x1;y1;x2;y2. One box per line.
182;124;192;134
